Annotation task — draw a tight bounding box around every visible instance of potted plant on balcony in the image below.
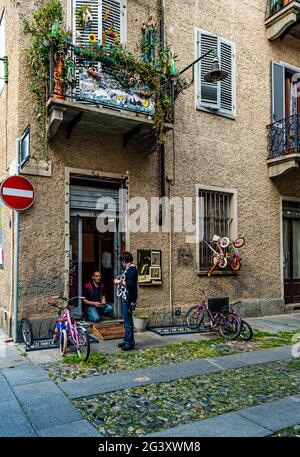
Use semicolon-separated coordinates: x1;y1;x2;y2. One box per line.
133;311;150;332
271;0;284;14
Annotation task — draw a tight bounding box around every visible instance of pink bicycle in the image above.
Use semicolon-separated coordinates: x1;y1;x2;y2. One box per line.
48;295;90;361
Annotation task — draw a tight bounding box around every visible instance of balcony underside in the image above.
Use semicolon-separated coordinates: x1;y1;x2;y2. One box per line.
267;153;300;177
48;98;173;150
265;2;300;40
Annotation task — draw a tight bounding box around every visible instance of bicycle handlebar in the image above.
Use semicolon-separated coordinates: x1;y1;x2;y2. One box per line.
49;296;85;310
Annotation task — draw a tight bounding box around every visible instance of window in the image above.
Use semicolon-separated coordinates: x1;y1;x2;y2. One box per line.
197;185;237;271
0;11;5;95
73;0;126;46
197;30;235;117
271;61;300;122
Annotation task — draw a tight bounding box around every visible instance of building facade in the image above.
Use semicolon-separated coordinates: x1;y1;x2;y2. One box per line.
1;0;300;337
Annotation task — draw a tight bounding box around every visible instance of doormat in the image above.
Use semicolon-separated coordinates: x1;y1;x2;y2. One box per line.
91;320;125;340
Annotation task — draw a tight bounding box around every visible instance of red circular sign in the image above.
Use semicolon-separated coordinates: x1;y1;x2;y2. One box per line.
0;176;35;211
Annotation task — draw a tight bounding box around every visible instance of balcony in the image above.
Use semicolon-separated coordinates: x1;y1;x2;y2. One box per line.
265;0;300;40
267;114;300;177
47;44;174;148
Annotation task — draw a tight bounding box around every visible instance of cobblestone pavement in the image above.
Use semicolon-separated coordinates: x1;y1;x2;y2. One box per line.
73;359;300;437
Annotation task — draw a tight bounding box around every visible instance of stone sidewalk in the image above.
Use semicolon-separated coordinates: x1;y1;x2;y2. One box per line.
0;364;102;437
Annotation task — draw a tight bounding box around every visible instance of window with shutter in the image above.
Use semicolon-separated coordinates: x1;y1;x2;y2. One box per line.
73;0;125;46
197;30;235;117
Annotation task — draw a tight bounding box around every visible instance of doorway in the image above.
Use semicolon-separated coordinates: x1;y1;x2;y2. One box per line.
68;175;126;317
283;201;300;304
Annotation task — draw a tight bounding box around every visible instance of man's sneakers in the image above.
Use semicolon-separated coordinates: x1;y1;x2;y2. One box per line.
118;341;126;348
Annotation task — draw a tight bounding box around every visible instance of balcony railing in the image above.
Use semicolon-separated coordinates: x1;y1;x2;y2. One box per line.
48;43;162;119
267;114;300;159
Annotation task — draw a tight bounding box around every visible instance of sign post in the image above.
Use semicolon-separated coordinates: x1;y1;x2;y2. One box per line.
0;141;35;342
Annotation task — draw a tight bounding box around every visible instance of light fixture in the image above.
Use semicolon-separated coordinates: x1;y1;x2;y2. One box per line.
204;56;228;83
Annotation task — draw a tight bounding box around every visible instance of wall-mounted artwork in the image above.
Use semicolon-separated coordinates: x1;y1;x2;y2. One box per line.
78;67;155;116
138;249;162;285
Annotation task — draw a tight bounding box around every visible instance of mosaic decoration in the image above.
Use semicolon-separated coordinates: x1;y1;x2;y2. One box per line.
78;67;155;115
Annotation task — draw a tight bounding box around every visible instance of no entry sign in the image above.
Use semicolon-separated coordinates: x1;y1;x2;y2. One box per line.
0;176;35;211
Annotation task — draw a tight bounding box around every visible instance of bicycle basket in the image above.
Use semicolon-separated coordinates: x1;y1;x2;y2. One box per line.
208;297;229;314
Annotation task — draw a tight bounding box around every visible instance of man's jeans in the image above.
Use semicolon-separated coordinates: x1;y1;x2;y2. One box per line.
86;304;113;323
121;300;135;348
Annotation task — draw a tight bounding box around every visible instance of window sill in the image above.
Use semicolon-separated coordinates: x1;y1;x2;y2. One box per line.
196;104;236;121
197;270;239;277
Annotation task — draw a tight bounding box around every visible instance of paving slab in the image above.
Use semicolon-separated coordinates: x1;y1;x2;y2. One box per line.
0;399;37;437
59;368;166;398
154;359;220;381
238;395;300;433
13;380;83;431
0;373;15;403
59;346;293;398
38;420;102;437
2;364;50;386
147;412;271;437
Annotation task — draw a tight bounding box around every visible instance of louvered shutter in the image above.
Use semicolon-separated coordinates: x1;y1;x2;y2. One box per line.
220;39;235;115
271;61;285;122
102;0;122;45
198;31;219;109
73;0;101;46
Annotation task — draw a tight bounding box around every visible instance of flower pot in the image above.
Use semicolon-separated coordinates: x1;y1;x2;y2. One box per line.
53;54;65;100
133;317;148;332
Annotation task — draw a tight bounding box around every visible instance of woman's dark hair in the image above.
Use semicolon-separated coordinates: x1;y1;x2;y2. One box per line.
121;252;133;263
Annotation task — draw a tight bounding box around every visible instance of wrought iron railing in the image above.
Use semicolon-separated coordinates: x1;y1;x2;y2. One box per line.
266;0;299;18
267;114;300;159
48;43;162;118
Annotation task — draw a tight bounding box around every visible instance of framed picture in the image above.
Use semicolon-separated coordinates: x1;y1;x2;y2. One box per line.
138;249;162;285
151;251;161;267
150;266;161;281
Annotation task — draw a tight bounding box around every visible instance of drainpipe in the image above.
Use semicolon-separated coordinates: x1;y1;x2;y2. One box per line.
160;0;166;50
13;139;20;343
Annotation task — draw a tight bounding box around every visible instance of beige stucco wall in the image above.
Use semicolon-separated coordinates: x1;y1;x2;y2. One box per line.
1;0;300;335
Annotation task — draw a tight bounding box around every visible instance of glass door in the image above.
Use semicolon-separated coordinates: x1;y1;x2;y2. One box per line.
283;216;300;304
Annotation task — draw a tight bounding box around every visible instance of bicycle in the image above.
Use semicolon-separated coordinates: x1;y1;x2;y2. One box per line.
186;290;242;340
229;301;253;341
202;235;245;277
48;295;90;361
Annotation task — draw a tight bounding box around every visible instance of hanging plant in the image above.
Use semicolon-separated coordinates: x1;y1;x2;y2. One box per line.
76;5;93;29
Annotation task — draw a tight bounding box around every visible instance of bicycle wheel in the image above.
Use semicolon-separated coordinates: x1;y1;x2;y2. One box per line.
21;318;33;347
76;327;90;361
219;257;228;269
234;238;245;249
186;306;204;330
230;259;241;271
220;237;230;248
239;320;253;341
59;329;67;357
219;313;241;340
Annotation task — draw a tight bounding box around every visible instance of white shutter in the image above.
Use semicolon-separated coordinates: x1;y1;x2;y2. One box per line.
73;0;101;46
271;61;285;122
220;38;235;115
198;31;219;109
102;0;122;45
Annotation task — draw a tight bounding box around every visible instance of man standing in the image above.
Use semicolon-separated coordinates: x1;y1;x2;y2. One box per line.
114;252;138;351
83;271;113;322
